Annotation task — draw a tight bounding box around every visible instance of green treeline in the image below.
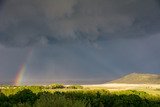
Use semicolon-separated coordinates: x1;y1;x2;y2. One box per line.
0;86;160;107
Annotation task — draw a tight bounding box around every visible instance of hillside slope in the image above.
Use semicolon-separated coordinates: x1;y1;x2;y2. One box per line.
110;73;160;84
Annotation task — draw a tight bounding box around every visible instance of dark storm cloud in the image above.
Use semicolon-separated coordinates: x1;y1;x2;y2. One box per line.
0;0;5;5
21;33;160;83
0;0;160;47
156;0;160;5
0;46;29;83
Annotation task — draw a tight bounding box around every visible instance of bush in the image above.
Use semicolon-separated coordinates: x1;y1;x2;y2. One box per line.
49;84;65;89
34;93;86;107
0;93;8;102
9;89;37;105
13;103;31;107
0;93;12;107
67;85;83;89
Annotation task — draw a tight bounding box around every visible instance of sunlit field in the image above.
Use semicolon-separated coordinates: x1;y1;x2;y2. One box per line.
83;83;160;96
0;83;160;107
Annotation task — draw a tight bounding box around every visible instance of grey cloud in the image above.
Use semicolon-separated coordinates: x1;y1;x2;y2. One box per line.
0;0;160;47
0;45;29;83
20;33;160;83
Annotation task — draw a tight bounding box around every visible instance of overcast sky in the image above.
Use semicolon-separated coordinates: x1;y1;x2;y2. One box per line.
0;0;160;84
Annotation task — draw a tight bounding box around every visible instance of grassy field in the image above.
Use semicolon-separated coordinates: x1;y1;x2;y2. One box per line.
0;83;160;107
82;83;160;95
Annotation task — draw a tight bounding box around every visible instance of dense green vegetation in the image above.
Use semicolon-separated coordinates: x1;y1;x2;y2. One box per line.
66;85;83;89
110;73;160;84
0;85;160;107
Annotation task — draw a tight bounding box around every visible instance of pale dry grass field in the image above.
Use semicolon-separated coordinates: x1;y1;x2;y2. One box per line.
83;83;160;95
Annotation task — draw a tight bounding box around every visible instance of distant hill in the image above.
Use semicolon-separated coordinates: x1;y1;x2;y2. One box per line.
109;73;160;84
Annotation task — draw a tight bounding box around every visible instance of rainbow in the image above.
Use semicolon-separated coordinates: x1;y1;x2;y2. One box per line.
14;64;26;86
14;49;33;86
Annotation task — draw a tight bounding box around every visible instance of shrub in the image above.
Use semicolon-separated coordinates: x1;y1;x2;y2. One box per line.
67;85;83;89
9;89;37;105
49;84;65;89
34;93;86;107
0;93;12;107
0;93;8;102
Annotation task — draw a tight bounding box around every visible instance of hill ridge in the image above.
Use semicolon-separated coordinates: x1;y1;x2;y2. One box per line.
109;73;160;84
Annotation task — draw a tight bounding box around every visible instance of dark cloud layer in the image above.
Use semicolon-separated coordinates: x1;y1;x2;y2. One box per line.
0;46;29;83
0;0;160;84
0;0;160;47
